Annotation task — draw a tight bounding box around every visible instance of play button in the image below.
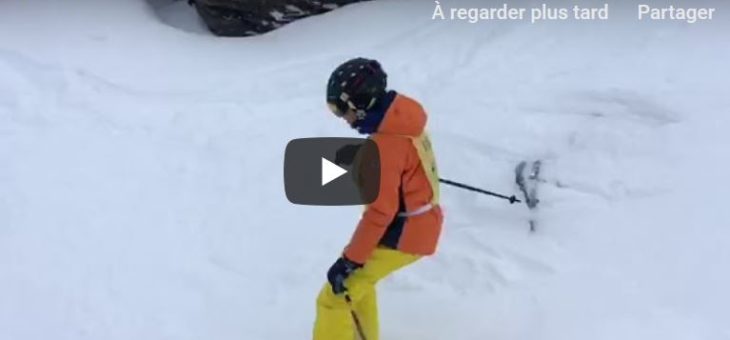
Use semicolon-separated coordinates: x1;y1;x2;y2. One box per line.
284;137;380;206
321;157;347;186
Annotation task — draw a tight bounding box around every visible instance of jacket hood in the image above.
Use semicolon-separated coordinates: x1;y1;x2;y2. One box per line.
376;94;426;137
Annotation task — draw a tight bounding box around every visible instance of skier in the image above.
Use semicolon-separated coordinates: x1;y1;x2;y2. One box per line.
313;57;444;340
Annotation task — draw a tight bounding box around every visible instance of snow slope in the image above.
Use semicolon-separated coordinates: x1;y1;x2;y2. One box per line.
1;0;729;339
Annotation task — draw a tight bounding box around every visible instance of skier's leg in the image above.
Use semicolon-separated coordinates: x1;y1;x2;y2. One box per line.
314;283;354;340
355;285;378;340
313;247;420;340
345;248;420;340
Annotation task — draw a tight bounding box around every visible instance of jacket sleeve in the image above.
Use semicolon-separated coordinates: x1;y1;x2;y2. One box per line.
343;136;404;264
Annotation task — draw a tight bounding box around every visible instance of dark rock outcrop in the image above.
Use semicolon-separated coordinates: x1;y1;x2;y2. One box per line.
189;0;371;37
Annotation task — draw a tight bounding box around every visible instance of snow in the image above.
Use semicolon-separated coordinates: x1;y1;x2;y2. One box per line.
1;0;730;339
149;0;209;35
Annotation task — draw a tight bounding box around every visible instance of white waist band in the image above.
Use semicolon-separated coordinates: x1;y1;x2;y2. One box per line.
397;203;434;218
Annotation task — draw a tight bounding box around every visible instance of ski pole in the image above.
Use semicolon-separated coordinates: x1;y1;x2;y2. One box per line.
344;293;367;340
335;275;368;340
439;178;521;204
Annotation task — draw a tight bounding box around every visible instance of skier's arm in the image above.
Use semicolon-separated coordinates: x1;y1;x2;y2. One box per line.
343;136;404;264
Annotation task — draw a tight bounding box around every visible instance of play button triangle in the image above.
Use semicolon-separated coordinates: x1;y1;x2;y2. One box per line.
321;157;347;186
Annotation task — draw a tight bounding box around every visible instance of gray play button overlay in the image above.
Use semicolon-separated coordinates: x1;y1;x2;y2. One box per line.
284;137;380;206
321;157;347;186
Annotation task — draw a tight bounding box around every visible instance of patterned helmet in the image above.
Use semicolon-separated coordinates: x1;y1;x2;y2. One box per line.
326;57;387;117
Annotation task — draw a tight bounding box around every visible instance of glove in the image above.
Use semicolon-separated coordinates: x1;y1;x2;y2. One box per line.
326;256;363;295
334;144;361;166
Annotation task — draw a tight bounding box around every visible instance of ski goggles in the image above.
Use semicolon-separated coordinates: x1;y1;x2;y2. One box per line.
327;100;349;117
328;96;372;119
328;98;363;118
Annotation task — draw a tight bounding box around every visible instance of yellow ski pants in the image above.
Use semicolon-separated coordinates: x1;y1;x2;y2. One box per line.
313;248;421;340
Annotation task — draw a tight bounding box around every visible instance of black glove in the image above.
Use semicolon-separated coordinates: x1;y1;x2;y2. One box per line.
334;144;362;166
327;256;363;295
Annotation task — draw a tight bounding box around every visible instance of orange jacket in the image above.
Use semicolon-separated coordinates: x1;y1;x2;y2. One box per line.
344;94;443;264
